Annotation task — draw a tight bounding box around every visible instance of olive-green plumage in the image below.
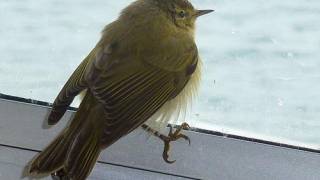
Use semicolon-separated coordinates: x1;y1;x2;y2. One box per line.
28;0;213;179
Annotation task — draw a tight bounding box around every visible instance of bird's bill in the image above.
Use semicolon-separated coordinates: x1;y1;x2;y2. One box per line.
195;9;214;17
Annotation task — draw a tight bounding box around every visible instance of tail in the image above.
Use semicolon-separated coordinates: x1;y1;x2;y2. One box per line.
28;93;103;180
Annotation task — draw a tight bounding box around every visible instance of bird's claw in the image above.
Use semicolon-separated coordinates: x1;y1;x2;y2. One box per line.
160;123;191;164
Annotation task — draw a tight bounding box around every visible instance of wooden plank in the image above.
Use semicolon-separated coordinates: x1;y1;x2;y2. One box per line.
1;98;320;180
0;145;189;180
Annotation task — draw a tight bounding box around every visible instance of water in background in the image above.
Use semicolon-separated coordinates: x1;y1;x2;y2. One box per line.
1;0;320;148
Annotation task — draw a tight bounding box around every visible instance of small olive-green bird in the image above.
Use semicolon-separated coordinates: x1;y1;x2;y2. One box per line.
28;0;213;179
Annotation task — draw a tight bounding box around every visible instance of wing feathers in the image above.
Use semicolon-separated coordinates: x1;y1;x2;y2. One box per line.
48;58;89;125
97;67;176;146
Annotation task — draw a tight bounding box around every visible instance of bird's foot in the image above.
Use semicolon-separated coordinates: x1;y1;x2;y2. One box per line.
159;123;191;164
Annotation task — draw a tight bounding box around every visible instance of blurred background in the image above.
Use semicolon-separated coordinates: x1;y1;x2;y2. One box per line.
0;0;320;148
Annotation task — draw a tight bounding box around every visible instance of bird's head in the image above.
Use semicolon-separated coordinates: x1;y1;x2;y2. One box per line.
159;0;214;31
118;0;213;38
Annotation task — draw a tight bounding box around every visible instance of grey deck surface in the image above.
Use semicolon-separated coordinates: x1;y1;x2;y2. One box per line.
1;97;320;180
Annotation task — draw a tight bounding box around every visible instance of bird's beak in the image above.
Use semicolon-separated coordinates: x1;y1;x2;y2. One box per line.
195;9;214;17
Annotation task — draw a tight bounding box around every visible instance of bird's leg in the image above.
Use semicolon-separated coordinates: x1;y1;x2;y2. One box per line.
51;169;69;180
141;123;191;164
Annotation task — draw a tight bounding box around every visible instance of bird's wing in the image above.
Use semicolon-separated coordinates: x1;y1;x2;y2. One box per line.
86;40;199;147
89;58;176;146
47;51;94;125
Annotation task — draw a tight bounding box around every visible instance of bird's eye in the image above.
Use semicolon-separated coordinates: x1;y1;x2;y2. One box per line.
178;10;186;18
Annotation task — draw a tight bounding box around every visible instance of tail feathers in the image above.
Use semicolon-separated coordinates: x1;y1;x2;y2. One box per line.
65;128;101;180
28;122;101;180
29;92;102;179
29;132;69;175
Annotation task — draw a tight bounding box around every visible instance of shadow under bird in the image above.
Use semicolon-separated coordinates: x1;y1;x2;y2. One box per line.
27;0;213;179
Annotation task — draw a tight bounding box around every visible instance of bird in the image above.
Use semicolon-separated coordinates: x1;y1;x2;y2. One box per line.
27;0;213;179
